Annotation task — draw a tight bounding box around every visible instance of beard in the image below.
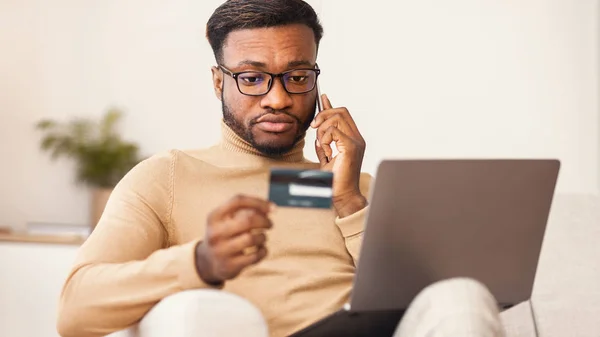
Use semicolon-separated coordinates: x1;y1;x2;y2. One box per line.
221;94;316;157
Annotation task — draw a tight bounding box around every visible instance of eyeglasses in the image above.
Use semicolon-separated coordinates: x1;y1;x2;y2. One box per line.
219;64;321;96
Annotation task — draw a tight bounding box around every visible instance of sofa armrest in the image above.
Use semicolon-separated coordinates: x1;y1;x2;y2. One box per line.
108;289;268;337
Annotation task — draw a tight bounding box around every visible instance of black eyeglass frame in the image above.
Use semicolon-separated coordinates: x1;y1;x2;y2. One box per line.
218;64;321;96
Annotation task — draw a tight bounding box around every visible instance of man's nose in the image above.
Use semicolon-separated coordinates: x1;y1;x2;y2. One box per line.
260;78;293;110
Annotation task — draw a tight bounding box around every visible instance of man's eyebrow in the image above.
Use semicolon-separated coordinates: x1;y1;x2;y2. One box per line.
287;60;314;68
236;60;267;68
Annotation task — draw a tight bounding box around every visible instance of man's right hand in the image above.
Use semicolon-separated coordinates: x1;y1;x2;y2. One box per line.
195;195;275;285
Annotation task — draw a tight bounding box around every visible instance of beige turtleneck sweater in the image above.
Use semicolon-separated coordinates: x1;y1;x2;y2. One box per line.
57;121;372;337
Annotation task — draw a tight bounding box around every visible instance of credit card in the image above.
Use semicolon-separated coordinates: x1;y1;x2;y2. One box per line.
268;168;334;209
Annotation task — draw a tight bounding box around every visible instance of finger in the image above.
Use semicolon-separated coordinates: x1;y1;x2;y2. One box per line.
219;231;267;257
322;94;333;110
310;94;332;128
210;195;275;222
320;126;354;158
316;115;353;162
222;209;272;238
312;108;344;128
228;246;268;273
316;113;354;144
312;107;360;136
318;133;333;161
312;95;362;134
315;139;329;165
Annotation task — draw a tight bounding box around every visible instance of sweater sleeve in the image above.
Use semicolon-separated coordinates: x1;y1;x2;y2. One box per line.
334;173;373;265
57;151;217;337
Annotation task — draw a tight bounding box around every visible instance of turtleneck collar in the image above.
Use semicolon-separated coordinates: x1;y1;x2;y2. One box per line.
219;119;307;163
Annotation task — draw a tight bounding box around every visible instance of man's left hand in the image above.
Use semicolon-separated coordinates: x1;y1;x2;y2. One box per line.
311;94;368;218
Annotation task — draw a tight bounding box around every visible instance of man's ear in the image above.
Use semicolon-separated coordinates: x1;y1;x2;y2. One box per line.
211;66;223;100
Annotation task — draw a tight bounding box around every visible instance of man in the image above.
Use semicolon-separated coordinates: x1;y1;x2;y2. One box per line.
57;1;505;336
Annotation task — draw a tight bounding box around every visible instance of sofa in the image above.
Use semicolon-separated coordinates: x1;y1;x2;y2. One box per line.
501;193;600;336
110;193;600;337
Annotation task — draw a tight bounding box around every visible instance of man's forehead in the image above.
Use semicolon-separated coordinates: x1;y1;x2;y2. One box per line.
221;24;317;69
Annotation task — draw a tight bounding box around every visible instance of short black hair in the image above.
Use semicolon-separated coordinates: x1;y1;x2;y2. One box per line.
206;0;324;63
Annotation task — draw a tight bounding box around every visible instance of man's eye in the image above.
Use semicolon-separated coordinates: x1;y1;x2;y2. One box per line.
239;74;266;85
288;76;308;83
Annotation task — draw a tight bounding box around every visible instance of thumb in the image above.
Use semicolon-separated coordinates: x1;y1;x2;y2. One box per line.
315;139;328;166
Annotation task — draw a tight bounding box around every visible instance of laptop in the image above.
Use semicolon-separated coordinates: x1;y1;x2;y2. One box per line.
289;159;560;337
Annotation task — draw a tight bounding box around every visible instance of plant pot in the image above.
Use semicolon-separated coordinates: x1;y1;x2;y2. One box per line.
90;187;113;230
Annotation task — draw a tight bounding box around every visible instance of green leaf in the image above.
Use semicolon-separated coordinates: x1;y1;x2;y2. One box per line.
35;119;57;130
100;108;122;140
35;108;142;188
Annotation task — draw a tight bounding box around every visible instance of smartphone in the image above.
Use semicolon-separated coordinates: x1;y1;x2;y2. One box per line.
316;79;323;113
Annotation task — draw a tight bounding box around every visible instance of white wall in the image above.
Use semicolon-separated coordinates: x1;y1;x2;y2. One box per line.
1;0;598;230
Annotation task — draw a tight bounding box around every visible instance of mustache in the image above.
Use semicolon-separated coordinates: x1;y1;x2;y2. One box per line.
250;109;302;125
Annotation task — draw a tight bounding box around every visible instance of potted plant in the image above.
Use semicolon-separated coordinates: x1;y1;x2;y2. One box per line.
35;108;142;230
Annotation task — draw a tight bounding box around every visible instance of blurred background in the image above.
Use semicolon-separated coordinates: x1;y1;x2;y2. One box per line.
0;0;598;336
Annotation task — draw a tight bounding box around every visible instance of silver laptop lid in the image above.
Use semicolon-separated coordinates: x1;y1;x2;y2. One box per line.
350;159;560;311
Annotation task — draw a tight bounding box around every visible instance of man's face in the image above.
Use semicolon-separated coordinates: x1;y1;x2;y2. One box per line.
211;24;318;156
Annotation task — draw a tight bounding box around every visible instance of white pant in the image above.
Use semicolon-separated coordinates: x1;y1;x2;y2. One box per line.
393;278;505;337
112;278;505;337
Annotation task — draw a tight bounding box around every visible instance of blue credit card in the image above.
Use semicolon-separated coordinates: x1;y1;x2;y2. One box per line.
268;168;334;209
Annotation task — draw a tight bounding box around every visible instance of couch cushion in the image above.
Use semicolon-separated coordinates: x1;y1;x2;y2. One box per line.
501;301;537;337
502;194;600;337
